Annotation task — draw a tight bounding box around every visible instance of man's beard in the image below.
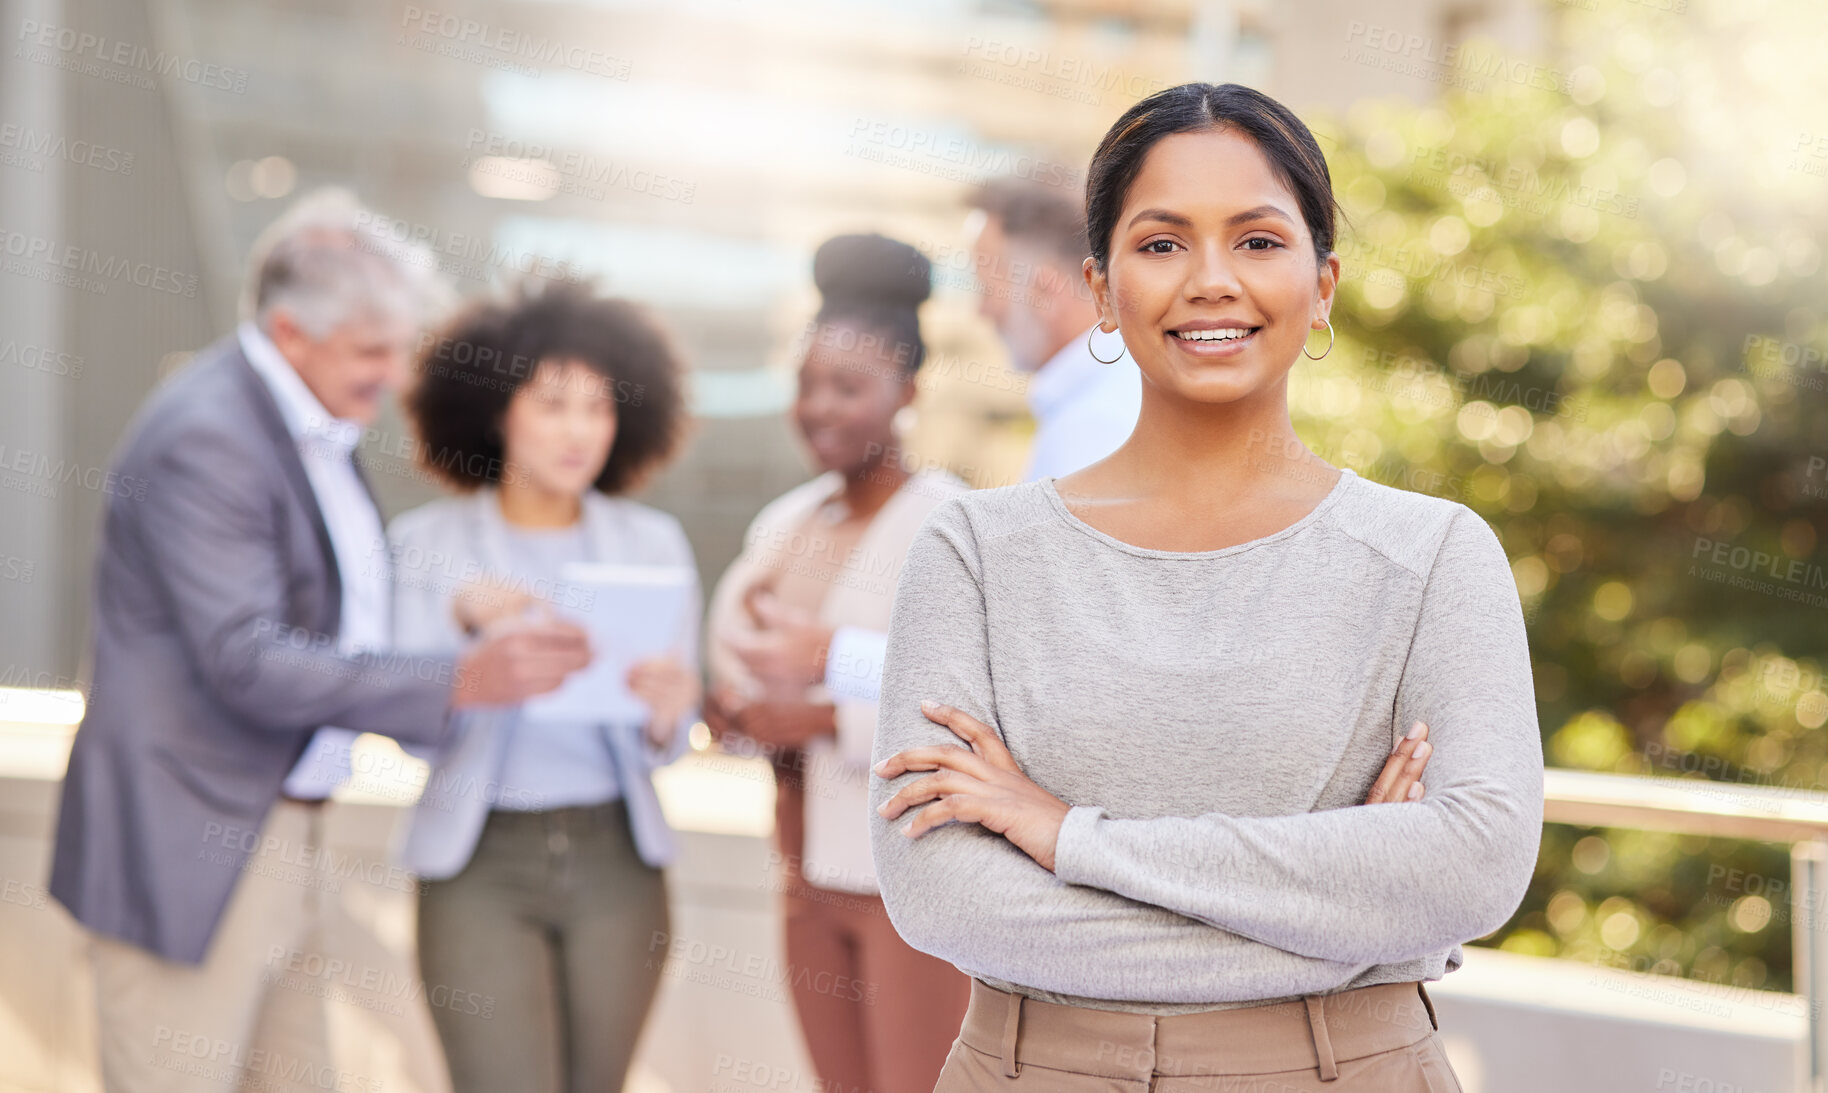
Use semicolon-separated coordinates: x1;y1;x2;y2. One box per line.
998;295;1063;374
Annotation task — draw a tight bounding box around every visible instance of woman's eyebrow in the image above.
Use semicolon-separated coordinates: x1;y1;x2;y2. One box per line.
1125;204;1295;230
1126;207;1194;230
1226;203;1296;227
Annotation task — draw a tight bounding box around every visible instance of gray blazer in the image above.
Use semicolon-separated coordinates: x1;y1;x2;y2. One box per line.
387;487;700;880
48;336;459;965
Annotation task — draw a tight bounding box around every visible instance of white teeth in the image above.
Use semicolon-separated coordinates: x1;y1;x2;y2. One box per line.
1174;328;1255;342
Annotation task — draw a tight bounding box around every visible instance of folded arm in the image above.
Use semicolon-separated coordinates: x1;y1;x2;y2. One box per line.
869;506;1367;999
1046;509;1542;964
872;502;1542;985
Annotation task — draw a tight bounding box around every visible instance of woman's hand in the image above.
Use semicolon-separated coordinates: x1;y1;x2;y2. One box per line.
873;700;1072;872
717;688;836;749
1363;721;1432;804
627;655;701;749
730;583;835;689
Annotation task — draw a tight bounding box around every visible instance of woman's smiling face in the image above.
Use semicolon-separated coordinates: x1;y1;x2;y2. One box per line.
1085;127;1340;407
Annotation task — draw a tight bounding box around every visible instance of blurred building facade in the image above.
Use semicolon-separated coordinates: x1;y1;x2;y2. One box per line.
0;0;1549;689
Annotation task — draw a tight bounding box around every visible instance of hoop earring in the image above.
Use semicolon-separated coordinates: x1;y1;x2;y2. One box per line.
1303;317;1335;360
1087;324;1127;364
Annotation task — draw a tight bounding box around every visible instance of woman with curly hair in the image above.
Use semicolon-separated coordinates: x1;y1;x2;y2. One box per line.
387;279;698;1093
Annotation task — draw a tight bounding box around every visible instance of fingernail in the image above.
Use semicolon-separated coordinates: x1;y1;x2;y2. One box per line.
901;821;914;836
871;759;886;774
1408;783;1423;800
1407;722;1425;739
1413;741;1432;761
875;801;889;815
920;699;938;712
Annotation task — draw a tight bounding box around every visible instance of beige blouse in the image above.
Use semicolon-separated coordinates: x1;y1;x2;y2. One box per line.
707;467;968;893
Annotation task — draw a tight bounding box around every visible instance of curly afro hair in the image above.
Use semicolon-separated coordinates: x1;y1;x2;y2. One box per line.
406;278;689;496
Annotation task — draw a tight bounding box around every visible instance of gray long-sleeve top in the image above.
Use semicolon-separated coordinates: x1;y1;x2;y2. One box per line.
868;468;1544;1014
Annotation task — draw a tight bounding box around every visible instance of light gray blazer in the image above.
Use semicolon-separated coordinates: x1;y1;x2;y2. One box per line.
386;486;700;879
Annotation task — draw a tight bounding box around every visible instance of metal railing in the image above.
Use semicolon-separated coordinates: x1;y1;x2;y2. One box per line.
1544;768;1828;1092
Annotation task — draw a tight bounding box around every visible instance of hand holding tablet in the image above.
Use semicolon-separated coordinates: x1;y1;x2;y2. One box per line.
519;562;696;724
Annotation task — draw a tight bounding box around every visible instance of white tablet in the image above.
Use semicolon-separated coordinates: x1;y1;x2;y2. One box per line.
519;562;695;724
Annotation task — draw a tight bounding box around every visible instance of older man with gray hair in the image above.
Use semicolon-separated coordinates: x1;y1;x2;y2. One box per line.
49;189;591;1092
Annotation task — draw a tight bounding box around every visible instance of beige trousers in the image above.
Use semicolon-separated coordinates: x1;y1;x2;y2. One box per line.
89;799;340;1093
934;978;1466;1092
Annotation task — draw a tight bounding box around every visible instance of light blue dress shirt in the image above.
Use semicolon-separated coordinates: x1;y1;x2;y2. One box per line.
1019;323;1143;482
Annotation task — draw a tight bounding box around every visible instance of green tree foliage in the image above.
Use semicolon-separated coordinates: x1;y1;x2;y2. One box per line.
1299;0;1828;992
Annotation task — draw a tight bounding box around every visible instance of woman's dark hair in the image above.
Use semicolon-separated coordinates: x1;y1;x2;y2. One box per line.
407;279;689;495
1085;82;1343;271
810;233;931;374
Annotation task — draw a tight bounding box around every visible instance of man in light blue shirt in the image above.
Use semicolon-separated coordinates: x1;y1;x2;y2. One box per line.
817;177;1142;701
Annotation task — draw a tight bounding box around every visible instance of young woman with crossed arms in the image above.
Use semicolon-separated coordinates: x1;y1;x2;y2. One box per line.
870;82;1541;1092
